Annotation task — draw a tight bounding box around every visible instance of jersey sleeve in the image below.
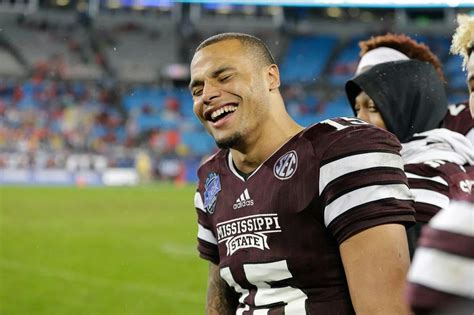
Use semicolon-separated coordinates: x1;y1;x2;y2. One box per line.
195;188;219;264
444;103;474;146
404;162;470;223
317;118;416;244
406;200;474;313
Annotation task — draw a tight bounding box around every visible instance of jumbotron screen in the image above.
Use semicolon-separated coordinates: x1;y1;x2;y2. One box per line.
181;0;474;7
100;0;174;8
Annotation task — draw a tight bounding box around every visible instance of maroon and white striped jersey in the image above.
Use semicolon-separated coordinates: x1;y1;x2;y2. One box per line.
404;162;474;223
401;127;474;224
194;118;415;314
444;102;474;145
406;200;474;314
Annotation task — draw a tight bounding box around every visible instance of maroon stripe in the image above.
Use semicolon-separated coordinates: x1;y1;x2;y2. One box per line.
319;125;401;164
198;240;219;264
406;282;472;313
419;226;474;258
404;163;437;176
328;197;415;243
322;168;408;205
408;178;448;194
414;202;442;223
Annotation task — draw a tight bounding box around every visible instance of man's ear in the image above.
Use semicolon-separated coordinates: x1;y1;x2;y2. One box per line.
267;64;280;91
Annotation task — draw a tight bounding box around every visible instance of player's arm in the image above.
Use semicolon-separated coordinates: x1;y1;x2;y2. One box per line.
315;120;415;313
339;223;412;315
206;262;238;315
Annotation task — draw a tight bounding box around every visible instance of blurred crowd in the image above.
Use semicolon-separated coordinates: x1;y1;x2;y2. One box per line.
0;76;191;180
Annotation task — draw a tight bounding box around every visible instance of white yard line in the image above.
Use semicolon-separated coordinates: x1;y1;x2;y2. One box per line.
160;243;197;257
0;258;202;304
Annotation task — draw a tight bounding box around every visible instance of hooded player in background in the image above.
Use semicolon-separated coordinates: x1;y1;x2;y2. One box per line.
190;33;415;314
345;59;474;255
354;32;474;145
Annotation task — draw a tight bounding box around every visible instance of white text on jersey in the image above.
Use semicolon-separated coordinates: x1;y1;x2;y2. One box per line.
233;188;254;209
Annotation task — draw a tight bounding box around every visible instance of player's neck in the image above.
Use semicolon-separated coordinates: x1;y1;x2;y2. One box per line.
230;115;303;174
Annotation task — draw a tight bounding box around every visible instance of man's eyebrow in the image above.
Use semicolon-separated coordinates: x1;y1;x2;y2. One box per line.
189;66;237;91
188;79;202;91
211;66;236;78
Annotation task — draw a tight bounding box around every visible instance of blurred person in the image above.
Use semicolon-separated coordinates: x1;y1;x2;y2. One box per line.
355;33;474;144
135;150;153;183
346;59;474;255
404;16;474;314
162;96;181;121
405;198;474;314
451;14;474;119
191;33;415;314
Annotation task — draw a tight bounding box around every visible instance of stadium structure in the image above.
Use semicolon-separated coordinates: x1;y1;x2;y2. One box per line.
1;2;473;314
0;0;472;186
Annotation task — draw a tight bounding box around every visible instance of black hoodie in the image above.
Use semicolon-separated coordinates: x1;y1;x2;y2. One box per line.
345;60;447;143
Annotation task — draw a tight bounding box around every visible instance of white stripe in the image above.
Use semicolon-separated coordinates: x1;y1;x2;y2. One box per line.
405;172;449;186
319;152;403;193
429;201;474;237
466;128;474;146
197;224;217;245
194;192;205;213
244;189;251;200
408;247;474;299
160;243;196;257
240;193;245;201
228;152;246;182
325;184;412;226
236;305;250;315
411;188;450;209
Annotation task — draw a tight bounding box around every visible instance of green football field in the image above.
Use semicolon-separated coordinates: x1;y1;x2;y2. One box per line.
0;185;208;314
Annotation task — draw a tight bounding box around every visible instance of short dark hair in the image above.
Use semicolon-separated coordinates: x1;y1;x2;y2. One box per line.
195;32;276;67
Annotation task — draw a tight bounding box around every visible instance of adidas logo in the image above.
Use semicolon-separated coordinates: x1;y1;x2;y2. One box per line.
233;188;254;210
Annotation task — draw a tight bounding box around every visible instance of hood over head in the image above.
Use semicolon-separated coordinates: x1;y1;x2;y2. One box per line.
345;59;447;142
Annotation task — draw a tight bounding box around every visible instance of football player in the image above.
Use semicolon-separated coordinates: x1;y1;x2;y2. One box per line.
346;59;474;255
190;33;415;314
406;198;474;314
404;15;474;314
451;14;474;119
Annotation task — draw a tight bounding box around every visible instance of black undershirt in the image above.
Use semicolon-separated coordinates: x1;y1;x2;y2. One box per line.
233;160;253;180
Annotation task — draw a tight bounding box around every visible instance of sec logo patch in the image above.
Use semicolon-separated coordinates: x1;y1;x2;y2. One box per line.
274;150;298;180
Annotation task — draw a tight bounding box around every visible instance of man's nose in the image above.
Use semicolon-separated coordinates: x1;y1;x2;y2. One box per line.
203;83;221;106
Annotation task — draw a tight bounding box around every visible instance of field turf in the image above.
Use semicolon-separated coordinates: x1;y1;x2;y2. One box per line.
0;185;208;314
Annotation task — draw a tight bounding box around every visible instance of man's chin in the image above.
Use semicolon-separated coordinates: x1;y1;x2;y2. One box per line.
215;133;243;150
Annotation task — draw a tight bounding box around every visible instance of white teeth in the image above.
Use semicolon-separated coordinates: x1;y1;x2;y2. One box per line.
210;105;237;121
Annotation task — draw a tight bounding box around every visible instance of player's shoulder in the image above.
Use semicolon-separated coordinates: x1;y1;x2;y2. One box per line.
302;116;395;140
445;102;471;122
301;117;401;155
444;101;474;136
405;159;468;182
197;149;227;180
446;101;469;117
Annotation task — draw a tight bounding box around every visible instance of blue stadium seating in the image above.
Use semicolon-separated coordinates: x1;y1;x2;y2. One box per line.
280;35;337;83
